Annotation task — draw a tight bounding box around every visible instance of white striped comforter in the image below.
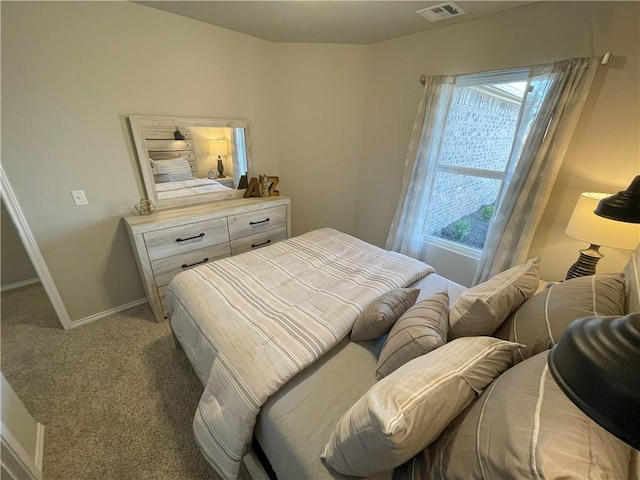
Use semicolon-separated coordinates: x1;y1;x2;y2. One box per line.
166;228;434;480
156;178;232;199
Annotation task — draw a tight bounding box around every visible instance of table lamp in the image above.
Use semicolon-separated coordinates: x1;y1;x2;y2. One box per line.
564;191;639;280
210;139;229;178
549;175;640;451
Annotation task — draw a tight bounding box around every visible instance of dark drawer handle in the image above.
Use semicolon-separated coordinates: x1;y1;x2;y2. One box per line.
251;239;271;248
249;218;270;226
181;258;209;269
176;233;205;243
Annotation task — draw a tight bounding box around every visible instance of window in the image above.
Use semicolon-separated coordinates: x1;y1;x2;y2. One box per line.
423;70;532;255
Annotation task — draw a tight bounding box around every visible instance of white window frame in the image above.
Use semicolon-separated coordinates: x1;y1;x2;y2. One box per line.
423;68;532;258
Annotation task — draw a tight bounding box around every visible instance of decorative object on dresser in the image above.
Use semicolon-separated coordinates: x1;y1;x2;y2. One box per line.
244;177;261;198
266;176;280;196
134;199;156;215
124;196;291;322
244;176;280;198
238;174;248;190
564;191;639;279
209;139;229;178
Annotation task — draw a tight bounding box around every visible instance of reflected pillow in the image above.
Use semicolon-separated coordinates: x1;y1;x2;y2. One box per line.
376;291;448;379
153;173;173;184
150;157;193;181
494;273;626;363
351;288;419;341
321;337;521;477
449;257;540;340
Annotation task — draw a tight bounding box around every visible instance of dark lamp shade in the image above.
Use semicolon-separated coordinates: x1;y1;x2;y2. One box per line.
548;314;640;450
594;175;640;224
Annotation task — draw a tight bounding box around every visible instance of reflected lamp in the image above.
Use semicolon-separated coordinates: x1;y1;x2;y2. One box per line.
209;139;229;178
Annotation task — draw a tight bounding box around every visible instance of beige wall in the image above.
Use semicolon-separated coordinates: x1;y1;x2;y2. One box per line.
1;201;38;287
354;1;639;284
1;2;370;320
2;1;638;321
1;2;280;320
276;43;369;236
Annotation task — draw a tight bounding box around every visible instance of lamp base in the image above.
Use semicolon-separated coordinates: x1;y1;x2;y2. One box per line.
565;244;603;280
217;157;225;178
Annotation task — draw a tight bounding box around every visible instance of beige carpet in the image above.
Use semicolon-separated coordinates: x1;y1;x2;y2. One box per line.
1;283;251;480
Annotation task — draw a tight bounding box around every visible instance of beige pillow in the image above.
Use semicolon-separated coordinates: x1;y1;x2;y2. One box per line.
494;273;626;362
350;288;419;341
150;157;193;181
376;291;448;379
449;257;540;340
321;337;521;477
414;351;633;480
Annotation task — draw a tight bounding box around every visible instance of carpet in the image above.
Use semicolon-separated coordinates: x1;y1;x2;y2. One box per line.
1;283;252;480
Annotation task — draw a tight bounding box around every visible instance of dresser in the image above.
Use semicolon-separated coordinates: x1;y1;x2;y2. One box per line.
124;196;291;322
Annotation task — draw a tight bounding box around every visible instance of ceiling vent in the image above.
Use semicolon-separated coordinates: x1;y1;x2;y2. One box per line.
416;2;465;22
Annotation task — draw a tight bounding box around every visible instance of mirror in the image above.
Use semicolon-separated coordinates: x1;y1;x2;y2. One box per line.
128;115;252;209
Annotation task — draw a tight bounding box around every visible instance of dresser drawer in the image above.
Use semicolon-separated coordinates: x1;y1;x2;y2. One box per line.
144;217;229;261
227;205;287;240
151;243;231;287
230;226;288;256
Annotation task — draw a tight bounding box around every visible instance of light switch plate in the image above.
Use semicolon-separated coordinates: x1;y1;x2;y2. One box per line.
71;190;88;206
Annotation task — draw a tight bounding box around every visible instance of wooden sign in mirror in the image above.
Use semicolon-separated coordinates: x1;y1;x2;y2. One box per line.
128;115;252;209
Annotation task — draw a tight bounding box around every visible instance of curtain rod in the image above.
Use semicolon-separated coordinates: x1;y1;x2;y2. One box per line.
418;52;614;86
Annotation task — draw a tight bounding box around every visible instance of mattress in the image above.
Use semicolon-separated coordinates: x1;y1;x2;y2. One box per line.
254;273;467;480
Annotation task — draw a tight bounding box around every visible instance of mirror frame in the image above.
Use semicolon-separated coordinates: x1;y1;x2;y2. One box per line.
128;115;252;209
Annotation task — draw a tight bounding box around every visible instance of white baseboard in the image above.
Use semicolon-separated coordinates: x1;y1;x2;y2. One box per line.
0;278;40;292
71;298;148;328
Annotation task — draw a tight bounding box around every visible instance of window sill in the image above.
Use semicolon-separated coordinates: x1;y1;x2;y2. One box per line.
423;235;482;261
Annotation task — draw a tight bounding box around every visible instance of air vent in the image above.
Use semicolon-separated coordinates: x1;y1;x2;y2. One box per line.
416;2;465;22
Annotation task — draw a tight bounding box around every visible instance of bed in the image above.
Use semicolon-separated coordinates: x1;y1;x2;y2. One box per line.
155;178;232;199
167;228;639;480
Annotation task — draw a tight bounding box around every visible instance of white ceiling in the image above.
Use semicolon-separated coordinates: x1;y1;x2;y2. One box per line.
134;1;535;45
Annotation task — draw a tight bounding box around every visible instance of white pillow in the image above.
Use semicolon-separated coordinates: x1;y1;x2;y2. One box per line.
150;157;193;181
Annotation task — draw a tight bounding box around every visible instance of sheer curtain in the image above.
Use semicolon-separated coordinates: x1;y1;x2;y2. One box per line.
386;75;455;257
232;127;248;186
474;57;599;283
386;57;598;283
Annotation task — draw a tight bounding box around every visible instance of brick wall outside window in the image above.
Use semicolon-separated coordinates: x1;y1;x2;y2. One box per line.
425;87;521;238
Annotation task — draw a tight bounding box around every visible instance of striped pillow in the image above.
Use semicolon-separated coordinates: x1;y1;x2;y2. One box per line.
413;351;633;480
321;337;520;477
376;291;448;379
150;157;193;181
350;288;419;341
449;257;540;339
494;273;626;362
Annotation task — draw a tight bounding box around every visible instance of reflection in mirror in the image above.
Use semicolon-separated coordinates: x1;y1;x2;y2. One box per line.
128;115;251;209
